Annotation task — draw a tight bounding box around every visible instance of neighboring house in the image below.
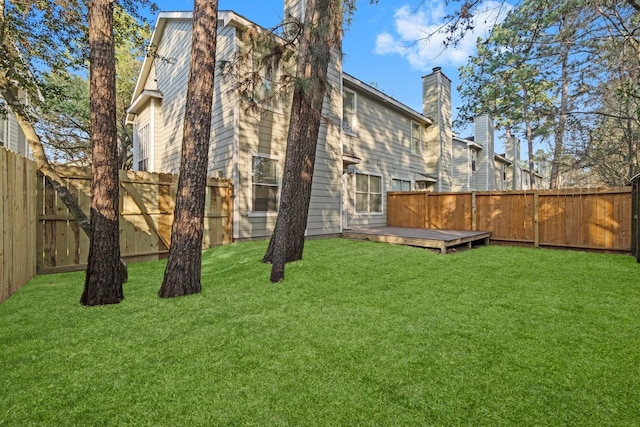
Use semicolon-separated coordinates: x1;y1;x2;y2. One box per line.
520;165;546;190
126;0;529;240
0;95;29;157
448;117;550;192
494;154;512;191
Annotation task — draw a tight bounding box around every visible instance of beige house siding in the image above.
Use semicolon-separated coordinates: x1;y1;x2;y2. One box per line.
451;138;472;191
236;109;289;239
235;46;343;239
342;75;431;229
306;48;342;236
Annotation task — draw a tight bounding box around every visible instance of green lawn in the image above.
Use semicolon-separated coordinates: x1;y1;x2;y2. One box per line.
2;239;639;426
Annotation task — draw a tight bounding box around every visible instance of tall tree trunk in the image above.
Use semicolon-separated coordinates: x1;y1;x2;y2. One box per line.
1;0;127;284
81;0;123;306
521;83;536;188
550;22;571;189
159;0;219;298
263;0;342;282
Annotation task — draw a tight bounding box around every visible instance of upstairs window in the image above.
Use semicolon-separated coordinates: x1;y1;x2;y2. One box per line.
356;173;382;213
253;60;277;106
0;99;6;147
471;149;477;172
137;123;150;171
251;155;279;212
411;122;421;155
343;89;356;134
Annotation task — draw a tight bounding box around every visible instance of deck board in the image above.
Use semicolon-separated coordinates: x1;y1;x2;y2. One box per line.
342;227;491;253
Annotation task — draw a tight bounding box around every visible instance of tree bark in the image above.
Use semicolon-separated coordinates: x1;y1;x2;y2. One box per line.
1;0;128;285
263;0;342;282
159;0;219;298
81;0;123;306
550;20;571;189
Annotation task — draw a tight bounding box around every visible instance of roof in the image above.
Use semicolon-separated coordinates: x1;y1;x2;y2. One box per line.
342;73;431;126
453;135;483;150
128;10;432;129
127;10;254;123
494;153;512;165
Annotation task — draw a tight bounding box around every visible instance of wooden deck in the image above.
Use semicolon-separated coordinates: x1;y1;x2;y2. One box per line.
342;227;491;253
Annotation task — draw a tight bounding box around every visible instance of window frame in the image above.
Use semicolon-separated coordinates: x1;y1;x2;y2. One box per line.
471;149;477;172
342;88;357;135
249;153;280;215
251;52;282;111
355;172;383;214
411;121;422;155
0;99;7;148
137;122;150;171
391;177;412;192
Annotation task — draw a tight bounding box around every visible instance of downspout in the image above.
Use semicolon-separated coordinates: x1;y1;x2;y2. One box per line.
467;144;471;191
437;73;442;192
232;30;241;240
149;99;156;172
339;77;345;231
486;143;490;191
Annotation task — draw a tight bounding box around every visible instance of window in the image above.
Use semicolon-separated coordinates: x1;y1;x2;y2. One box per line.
0;114;6;148
411;122;421;155
497;163;507;190
471;149;477;172
343;89;356;134
137;123;150;171
391;178;411;191
0;99;6;147
356;173;382;213
252;54;279;108
252;155;279;212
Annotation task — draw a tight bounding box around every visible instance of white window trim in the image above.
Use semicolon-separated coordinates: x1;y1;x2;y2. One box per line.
248;152;280;217
0;113;7;148
411;121;422;156
354;171;384;216
471;149;478;173
132;98;156;172
135;122;151;172
342;88;357;136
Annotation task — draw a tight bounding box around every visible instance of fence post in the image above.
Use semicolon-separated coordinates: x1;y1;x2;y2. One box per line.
422;192;428;229
471;192;477;231
632;177;640;261
534;191;540;248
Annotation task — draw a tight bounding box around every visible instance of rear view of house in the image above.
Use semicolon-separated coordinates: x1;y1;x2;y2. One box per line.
127;0;531;241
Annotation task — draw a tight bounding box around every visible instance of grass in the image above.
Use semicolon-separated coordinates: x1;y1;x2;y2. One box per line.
1;238;640;426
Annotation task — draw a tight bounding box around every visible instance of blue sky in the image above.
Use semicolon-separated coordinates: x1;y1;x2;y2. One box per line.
150;0;510;138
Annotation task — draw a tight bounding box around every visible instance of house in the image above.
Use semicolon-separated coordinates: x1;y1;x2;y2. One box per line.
126;0;527;240
0;95;29;157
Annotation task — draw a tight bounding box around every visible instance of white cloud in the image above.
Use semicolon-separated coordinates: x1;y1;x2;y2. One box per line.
374;1;512;71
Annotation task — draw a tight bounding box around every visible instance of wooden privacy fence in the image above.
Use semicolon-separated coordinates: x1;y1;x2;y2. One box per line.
37;166;233;274
388;188;633;252
1;147;38;303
